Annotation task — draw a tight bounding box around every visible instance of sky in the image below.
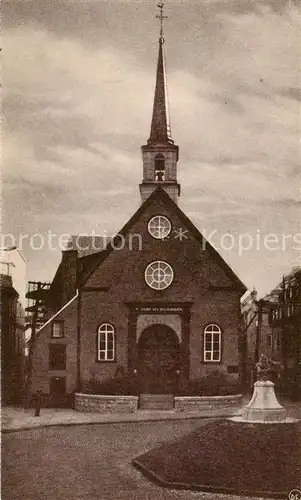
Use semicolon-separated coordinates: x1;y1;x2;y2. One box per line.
3;0;300;297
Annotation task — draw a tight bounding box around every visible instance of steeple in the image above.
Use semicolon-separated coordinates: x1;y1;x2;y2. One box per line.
140;2;180;204
148;5;173;145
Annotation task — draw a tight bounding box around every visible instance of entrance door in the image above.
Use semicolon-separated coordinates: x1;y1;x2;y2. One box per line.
138;325;179;394
49;376;66;407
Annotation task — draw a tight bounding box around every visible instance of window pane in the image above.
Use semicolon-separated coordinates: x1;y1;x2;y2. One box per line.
107;350;114;360
213;333;220;342
204;352;212;361
98;331;106;350
98;351;105;360
99;340;106;350
212;351;220;361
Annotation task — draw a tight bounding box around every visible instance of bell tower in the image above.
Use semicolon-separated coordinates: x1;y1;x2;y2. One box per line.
139;2;180;204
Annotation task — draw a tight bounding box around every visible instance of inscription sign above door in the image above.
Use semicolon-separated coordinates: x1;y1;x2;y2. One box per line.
125;302;193;315
137;306;183;313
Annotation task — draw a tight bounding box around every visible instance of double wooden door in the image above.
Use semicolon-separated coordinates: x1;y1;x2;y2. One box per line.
138;325;180;394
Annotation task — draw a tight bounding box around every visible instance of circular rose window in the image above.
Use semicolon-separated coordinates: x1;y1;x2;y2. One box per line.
148;215;171;240
145;261;174;290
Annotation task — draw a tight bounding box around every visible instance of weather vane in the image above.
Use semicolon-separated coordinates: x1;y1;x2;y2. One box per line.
156;2;168;44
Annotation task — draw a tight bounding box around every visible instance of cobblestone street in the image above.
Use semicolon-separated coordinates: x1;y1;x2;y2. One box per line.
2;419;284;500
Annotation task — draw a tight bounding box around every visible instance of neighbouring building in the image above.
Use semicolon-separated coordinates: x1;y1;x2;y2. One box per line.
30;20;247;407
268;267;301;399
242;267;301;399
0;246;27;309
0;247;27;404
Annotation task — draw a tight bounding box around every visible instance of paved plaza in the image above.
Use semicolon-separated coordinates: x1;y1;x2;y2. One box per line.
1;419;284;500
2;401;300;500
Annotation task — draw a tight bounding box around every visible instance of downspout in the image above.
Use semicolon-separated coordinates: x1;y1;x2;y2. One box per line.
76;289;81;392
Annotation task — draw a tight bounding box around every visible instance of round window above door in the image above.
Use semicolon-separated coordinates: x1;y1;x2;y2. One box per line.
148;215;171;240
145;261;174;290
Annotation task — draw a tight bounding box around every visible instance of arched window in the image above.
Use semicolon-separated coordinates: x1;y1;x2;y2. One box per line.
204;324;221;362
97;323;115;361
154;153;165;181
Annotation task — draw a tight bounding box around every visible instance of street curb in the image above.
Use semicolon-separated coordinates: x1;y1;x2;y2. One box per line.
132;458;288;499
1;411;242;434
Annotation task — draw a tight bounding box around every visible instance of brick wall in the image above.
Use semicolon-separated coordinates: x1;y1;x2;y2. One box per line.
81;197;243;384
31;296;78;395
32;195;244;397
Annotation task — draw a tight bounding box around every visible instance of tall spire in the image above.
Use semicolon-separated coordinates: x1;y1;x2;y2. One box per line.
140;1;180;205
148;2;173;145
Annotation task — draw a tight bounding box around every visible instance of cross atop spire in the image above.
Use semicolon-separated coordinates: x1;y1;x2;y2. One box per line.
156;2;167;44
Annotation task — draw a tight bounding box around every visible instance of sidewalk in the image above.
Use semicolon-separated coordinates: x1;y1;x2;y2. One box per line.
2;405;243;433
2;399;300;433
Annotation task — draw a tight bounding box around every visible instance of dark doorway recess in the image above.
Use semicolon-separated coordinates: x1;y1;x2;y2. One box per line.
49;376;66;407
138;324;180;394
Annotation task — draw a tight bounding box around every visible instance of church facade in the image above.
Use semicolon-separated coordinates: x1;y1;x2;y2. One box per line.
31;25;246;406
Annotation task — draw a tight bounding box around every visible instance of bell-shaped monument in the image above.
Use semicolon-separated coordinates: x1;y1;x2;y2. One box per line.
242;354;287;422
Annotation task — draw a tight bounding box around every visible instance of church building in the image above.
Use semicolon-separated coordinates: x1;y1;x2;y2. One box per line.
31;8;247;406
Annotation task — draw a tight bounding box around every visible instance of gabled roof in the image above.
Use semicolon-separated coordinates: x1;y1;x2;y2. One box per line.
66;235;109;258
81;187;247;292
46;187;246;308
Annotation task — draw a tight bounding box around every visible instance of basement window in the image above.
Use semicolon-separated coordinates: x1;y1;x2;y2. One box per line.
227;365;238;374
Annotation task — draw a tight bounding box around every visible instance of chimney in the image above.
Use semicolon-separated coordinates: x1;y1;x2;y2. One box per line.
61;250;78;305
0;274;13;288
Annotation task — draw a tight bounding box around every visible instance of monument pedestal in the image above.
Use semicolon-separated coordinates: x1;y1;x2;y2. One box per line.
242;380;287;422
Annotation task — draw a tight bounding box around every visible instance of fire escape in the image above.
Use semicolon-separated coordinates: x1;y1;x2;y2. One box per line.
24;281;51;404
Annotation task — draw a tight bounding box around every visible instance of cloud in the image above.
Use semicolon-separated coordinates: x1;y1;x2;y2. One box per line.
3;1;300;295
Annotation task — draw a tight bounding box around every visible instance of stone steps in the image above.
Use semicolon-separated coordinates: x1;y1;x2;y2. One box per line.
139;393;174;410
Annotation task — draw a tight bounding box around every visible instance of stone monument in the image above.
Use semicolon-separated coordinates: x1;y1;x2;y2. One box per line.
242;354;287;422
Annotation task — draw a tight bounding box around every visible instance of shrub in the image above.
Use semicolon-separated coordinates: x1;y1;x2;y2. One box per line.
87;373;139;396
180;370;239;396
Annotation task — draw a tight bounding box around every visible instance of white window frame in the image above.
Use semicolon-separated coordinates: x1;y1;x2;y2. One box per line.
148;215;171;240
204;324;221;362
52;320;64;338
97;323;115;362
144;261;174;290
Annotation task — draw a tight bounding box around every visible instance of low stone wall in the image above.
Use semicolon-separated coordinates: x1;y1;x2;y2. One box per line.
174;394;243;412
74;393;139;413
